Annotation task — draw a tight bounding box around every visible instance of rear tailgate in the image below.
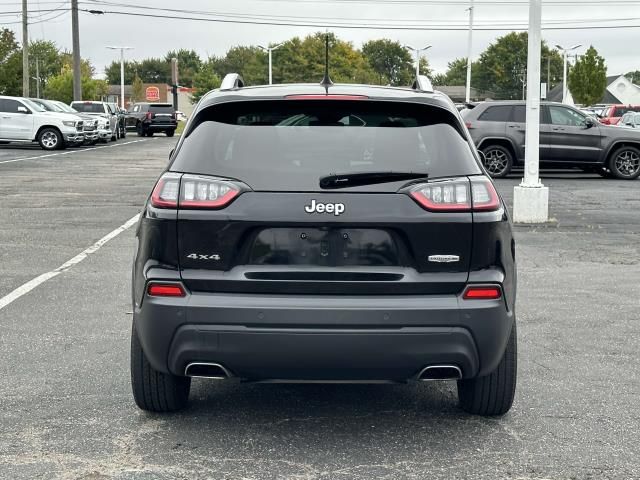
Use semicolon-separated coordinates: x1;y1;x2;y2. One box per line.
170;98;482;295
177;191;472;295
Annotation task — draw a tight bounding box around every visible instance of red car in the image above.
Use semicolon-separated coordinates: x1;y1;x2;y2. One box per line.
599;105;640;125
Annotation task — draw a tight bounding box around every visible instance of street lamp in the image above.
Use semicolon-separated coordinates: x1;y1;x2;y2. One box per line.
257;43;283;85
404;45;432;78
555;43;582;104
106;46;133;109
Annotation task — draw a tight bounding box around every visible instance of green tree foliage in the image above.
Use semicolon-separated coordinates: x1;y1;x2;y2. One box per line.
433;57;480;86
568;46;607;106
191;63;221;103
625;70;640;84
474;32;563;99
105;60;136;85
209;46;267;85
44;65;107;103
29;40;63;94
361;39;414;85
0;28;22;95
132;74;144;102
165;49;202;87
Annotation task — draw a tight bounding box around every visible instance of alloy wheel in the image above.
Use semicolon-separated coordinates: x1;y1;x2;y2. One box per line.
614;150;640;177
41;131;58;149
483;149;509;176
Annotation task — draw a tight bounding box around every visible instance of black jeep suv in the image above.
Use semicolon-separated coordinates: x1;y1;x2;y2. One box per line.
131;75;517;416
463;100;640;179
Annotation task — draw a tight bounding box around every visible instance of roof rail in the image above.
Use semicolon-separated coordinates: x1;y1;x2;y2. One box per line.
220;73;245;91
412;75;434;93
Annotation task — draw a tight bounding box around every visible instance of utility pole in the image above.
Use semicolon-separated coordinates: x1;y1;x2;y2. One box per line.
403;45;432;78
512;0;548;224
71;0;82;100
171;57;179;110
35;58;40;98
22;0;29;97
465;0;474;103
258;44;283;85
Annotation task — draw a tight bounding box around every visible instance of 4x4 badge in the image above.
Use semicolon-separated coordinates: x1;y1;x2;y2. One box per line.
304;199;345;216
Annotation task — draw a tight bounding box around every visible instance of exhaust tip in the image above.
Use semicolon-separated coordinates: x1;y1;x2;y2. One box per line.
418;365;462;381
184;362;231;379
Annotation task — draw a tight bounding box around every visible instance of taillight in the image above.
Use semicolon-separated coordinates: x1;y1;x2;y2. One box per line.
462;285;502;300
179;174;240;209
465;121;473;129
409;177;499;212
150;173;180;208
147;283;186;297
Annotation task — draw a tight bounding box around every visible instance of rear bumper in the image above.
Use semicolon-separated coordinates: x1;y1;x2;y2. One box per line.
134;291;514;381
145;122;177;131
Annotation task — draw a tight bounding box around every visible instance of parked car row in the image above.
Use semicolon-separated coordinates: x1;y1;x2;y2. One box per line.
462;100;640;180
0;96;132;150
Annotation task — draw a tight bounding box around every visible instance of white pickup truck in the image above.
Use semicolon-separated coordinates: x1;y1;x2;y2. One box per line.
0;96;85;150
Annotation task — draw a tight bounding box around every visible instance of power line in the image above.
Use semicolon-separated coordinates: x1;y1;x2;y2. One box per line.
79;8;640;31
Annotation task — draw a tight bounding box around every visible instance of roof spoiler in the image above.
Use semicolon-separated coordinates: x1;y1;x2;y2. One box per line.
412;75;434;93
220;73;245;91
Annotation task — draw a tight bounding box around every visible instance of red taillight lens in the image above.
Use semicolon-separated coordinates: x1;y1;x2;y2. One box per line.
465;121;472;129
409;178;499;212
147;283;186;297
470;177;500;211
150;174;180;208
462;285;502;300
179;175;241;209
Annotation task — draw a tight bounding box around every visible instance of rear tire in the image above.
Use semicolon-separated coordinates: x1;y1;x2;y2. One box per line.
145;131;154;137
130;323;191;412
136;123;145;137
457;321;517;416
480;145;513;178
608;146;640;180
166;129;175;137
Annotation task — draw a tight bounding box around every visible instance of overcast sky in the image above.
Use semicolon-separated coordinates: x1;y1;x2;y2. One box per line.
6;0;640;78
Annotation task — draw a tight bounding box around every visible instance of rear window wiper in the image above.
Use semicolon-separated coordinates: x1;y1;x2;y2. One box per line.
319;171;429;189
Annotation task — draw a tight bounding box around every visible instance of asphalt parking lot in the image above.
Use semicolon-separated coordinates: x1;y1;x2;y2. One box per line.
0;139;639;480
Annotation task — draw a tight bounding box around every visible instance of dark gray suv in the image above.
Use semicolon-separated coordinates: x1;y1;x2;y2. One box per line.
463;101;640;179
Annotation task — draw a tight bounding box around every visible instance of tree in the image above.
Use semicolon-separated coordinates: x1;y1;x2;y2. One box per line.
0;28;22;96
625;70;640;84
362;39;414;85
434;57;480;86
44;65;107;103
165;49;202;87
137;58;170;84
568;46;607;106
191;64;221;104
132;73;144;102
474;32;563;99
28;40;63;94
105;60;136;85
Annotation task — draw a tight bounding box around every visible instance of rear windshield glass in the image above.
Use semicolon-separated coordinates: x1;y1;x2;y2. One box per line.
149;104;174;113
171;100;480;191
71;103;104;113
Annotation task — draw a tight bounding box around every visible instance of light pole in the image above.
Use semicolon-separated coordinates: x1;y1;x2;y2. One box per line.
465;0;474;103
258;43;283;85
106;46;133;109
404;45;432;78
555;43;581;104
512;0;548;224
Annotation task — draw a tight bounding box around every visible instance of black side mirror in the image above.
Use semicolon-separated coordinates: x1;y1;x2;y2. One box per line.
585;117;595;128
17;106;30;114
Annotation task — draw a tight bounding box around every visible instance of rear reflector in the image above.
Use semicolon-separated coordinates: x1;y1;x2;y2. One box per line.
147;283;186;297
284;94;369;100
463;286;501;300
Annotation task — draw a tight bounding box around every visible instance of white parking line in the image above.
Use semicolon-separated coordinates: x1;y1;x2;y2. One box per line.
0;139;150;165
0;214;140;311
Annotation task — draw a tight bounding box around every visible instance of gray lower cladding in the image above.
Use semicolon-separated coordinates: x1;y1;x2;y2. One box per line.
134;292;514;381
